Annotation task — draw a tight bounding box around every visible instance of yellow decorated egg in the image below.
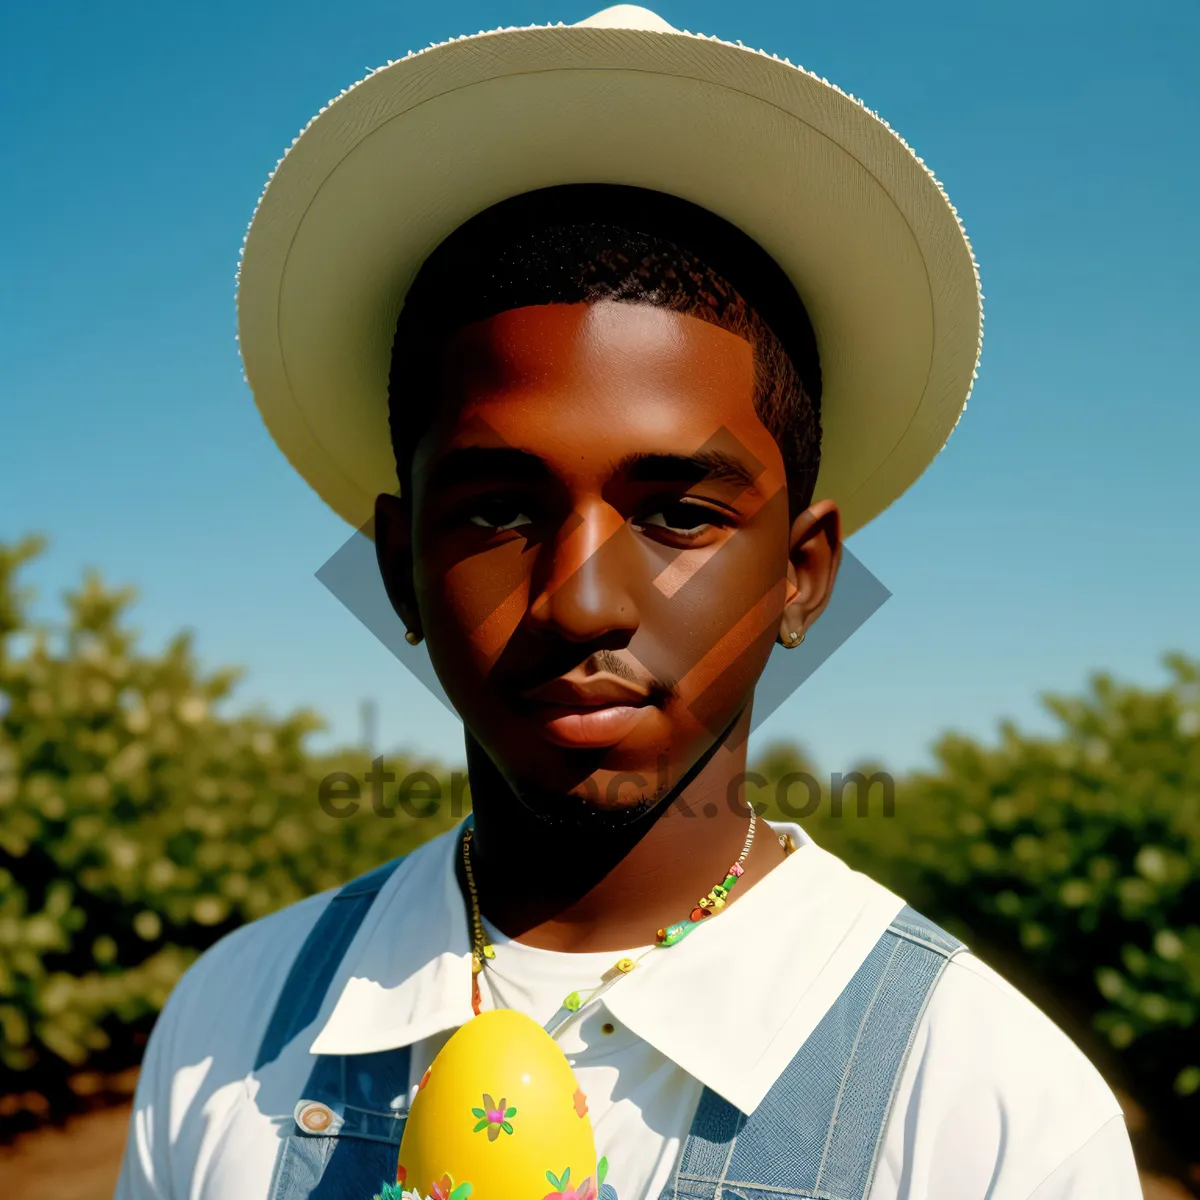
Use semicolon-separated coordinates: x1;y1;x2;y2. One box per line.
396;1009;600;1200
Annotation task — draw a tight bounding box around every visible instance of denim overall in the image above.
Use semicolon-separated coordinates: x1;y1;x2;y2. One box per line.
256;855;964;1200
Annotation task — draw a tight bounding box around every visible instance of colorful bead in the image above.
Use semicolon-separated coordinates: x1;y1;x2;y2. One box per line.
689;907;706;922
729;862;744;877
564;991;582;1012
658;920;701;946
616;957;636;973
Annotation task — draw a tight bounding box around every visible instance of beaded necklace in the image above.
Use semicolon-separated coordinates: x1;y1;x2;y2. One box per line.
461;814;798;1032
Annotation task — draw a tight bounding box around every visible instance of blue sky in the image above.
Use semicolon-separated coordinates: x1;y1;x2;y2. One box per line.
2;0;1197;774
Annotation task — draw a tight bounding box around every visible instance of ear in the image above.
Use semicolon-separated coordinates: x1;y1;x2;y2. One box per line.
374;491;422;640
778;498;842;644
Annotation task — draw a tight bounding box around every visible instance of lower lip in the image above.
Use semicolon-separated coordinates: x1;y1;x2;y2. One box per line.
531;703;651;748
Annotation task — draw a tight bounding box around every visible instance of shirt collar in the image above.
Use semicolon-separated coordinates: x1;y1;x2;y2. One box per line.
309;817;904;1115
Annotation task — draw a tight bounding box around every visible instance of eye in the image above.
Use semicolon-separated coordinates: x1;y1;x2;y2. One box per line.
634;501;726;539
466;498;533;532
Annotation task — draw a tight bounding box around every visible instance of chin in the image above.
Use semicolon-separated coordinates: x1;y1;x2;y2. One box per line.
471;711;717;827
506;763;672;832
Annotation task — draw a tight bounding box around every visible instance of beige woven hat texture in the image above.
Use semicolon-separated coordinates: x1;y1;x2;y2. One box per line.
236;4;983;538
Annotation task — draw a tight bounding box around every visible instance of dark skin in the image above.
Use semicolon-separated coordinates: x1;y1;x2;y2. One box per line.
376;300;841;953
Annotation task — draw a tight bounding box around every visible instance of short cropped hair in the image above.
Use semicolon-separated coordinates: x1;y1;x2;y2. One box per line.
388;184;822;518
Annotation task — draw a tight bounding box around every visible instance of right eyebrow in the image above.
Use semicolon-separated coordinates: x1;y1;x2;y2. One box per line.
422;446;553;493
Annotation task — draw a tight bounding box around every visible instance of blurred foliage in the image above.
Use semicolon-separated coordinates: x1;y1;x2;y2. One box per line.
0;536;458;1116
0;535;1196;1157
756;659;1200;1152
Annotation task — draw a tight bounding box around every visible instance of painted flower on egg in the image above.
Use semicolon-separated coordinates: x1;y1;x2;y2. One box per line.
545;1166;596;1200
429;1174;472;1200
471;1093;517;1140
543;1155;616;1200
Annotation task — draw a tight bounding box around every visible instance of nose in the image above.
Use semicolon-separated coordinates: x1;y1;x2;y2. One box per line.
526;499;640;644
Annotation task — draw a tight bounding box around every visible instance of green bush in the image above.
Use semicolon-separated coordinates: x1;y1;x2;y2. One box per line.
753;659;1200;1153
907;659;1199;1148
0;537;458;1113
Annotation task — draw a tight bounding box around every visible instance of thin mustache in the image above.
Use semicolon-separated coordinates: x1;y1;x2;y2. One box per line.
593;649;639;682
507;647;677;700
595;649;680;698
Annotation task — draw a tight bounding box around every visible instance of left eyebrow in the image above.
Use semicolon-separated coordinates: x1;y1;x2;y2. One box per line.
614;450;760;492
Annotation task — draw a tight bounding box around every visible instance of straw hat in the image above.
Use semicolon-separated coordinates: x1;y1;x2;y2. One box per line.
236;4;982;538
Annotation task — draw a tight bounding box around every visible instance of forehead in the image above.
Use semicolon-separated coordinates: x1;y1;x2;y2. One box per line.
417;300;778;480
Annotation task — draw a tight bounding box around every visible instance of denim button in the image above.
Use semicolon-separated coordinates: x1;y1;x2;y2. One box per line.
294;1099;342;1136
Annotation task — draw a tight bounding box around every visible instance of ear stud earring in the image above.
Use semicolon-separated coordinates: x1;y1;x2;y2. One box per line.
404;630;422;646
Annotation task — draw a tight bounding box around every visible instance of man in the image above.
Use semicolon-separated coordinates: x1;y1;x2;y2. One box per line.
116;7;1142;1200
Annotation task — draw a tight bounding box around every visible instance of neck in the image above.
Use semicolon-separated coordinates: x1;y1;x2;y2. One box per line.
460;708;788;953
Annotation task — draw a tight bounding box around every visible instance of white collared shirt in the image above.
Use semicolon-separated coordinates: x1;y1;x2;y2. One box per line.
115;821;1142;1200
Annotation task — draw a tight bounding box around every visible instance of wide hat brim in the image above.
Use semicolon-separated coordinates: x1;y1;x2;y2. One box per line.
237;4;982;539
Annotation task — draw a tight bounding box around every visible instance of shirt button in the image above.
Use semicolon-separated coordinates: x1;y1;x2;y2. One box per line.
295;1100;342;1135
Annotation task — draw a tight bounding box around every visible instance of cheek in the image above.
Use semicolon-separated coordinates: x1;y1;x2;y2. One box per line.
633;529;790;735
414;534;531;681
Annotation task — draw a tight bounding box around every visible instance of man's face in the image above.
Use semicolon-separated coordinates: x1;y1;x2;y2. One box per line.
393;299;806;823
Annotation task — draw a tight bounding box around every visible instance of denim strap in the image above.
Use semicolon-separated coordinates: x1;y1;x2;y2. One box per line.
261;858;411;1200
255;856;407;1071
661;905;964;1200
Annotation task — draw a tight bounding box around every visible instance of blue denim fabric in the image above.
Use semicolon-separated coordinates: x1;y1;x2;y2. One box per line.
259;852;964;1200
256;858;407;1072
658;907;963;1200
271;1133;339;1199
295;1046;413;1199
257;857;411;1200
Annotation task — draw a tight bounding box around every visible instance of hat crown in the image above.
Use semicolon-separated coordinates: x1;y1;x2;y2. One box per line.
238;1;983;540
573;5;679;33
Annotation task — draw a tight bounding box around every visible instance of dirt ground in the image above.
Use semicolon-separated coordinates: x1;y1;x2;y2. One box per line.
1;1104;134;1200
0;1098;1195;1200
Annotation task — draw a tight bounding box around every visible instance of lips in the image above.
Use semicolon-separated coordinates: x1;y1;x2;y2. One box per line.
519;672;655;749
